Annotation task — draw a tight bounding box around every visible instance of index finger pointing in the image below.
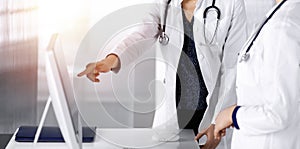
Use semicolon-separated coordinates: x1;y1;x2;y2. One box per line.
77;69;89;77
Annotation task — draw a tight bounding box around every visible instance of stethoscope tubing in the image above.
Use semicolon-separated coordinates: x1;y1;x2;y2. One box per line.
162;0;172;35
241;0;287;60
159;0;221;45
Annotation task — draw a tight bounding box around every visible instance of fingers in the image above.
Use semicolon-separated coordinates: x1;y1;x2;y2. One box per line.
194;131;205;140
77;63;96;77
78;69;101;82
200;136;221;149
214;127;226;140
220;129;226;137
201;145;208;149
77;62;106;82
93;68;99;74
196;125;221;149
77;68;90;77
96;63;111;73
87;72;100;82
206;130;215;149
214;126;220;140
196;124;223;149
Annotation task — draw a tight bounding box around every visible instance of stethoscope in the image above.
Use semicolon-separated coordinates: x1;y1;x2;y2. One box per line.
159;0;221;45
239;0;287;63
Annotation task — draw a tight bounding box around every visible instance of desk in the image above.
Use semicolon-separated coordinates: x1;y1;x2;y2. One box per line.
6;128;199;149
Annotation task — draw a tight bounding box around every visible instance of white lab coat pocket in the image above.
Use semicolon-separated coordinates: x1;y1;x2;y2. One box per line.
238;42;263;86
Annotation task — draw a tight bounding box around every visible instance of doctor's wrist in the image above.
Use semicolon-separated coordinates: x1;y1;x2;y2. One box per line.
105;54;120;70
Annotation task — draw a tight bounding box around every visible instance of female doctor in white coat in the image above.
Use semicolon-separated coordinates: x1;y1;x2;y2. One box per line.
214;0;300;148
78;0;247;148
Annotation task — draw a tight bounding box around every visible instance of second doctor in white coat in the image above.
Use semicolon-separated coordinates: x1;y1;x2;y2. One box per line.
214;0;300;148
78;0;246;148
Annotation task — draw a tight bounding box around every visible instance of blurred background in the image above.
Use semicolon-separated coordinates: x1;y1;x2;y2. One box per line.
0;0;275;147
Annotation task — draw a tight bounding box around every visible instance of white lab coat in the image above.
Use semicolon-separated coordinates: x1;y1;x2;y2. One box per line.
233;1;300;149
111;0;246;147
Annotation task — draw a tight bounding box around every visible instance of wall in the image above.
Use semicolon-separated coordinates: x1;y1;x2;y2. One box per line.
0;1;38;134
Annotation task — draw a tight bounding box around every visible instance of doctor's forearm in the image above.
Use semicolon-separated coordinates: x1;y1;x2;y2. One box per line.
233;104;293;135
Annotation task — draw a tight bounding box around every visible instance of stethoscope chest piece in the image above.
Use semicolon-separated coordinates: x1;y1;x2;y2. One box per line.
239;53;250;63
159;32;169;46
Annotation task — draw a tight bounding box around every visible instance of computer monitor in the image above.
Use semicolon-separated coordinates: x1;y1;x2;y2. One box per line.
45;34;82;149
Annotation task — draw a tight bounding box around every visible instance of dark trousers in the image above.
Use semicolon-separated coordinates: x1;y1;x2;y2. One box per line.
177;109;206;135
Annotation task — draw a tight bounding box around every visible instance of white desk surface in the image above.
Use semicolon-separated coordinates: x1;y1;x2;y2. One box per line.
6;128;199;149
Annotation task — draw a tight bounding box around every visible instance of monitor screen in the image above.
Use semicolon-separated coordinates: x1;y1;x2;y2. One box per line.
46;34;82;148
51;35;79;133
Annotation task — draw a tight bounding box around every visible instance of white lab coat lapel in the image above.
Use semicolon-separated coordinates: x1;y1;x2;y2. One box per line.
153;1;183;130
194;0;222;103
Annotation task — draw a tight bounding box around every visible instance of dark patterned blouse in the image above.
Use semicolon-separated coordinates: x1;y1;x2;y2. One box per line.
176;10;208;111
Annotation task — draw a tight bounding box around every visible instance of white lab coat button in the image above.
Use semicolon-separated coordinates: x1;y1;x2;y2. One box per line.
163;78;166;84
199;54;204;60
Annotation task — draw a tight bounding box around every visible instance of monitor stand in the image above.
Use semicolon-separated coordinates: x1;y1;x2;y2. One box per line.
34;96;52;144
33;97;83;149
